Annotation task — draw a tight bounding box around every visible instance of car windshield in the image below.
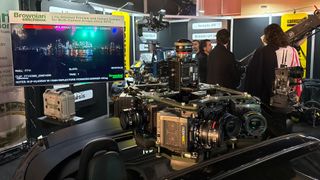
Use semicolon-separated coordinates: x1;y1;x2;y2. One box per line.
213;150;320;180
166;135;320;180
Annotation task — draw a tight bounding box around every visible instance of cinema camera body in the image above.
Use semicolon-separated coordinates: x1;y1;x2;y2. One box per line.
118;40;267;164
270;65;320;127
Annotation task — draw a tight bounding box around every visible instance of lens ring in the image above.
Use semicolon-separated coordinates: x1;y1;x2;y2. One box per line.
243;111;267;136
222;113;241;138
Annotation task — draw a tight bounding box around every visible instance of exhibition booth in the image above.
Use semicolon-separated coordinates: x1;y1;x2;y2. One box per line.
1;0;320;179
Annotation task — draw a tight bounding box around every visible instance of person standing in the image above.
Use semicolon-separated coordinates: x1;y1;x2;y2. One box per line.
207;29;239;89
197;39;212;83
244;24;291;104
192;40;200;60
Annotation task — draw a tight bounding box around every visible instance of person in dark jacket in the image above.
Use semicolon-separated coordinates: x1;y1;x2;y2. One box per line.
244;23;289;105
192;40;200;60
197;39;212;83
207;29;239;89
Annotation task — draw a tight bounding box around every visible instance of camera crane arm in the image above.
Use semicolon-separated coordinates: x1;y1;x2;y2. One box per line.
239;7;320;65
137;9;169;37
238;7;320;90
286;7;320;47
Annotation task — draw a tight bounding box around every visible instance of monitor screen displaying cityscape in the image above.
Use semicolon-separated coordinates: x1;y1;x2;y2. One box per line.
11;24;124;86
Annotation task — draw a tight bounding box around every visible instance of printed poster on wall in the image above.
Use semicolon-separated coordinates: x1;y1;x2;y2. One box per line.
0;0;25;151
281;13;308;77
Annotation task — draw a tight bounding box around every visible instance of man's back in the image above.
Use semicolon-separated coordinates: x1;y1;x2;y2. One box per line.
207;44;239;89
196;52;208;83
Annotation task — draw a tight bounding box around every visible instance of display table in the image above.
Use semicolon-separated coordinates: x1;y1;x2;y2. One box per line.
37;116;83;126
36;116;84;136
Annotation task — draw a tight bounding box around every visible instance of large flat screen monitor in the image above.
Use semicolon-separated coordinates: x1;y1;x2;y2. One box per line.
11;23;124;86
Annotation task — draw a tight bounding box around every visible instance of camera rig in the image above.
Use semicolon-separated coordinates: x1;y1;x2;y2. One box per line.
270;66;304;108
119;83;267;165
137;9;169;37
116;40;267;166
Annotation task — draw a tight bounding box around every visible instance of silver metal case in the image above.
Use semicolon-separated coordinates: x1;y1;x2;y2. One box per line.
43;89;75;121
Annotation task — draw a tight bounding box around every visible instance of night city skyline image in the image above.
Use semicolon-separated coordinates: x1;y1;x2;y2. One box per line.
11;24;125;86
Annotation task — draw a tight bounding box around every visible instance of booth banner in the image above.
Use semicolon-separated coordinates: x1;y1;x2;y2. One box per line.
112;11;131;71
9;11;124;27
0;0;25;151
188;19;228;44
192;22;222;30
281;13;308;77
192;33;216;40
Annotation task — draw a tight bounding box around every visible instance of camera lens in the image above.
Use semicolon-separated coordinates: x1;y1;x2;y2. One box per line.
243;111;267;136
198;120;222;149
222;113;241;138
120;108;143;130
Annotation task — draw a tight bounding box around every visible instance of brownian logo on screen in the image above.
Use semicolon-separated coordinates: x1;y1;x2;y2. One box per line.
13;12;46;22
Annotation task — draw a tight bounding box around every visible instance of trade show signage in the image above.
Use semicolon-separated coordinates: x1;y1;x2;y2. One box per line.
142;32;158;40
192;33;216;40
188;19;228;44
0;0;25;151
192;22;222;30
74;90;93;102
49;6;90;14
0;13;9;29
112;11;131;71
139;44;149;51
9;11;124;27
281;13;308;77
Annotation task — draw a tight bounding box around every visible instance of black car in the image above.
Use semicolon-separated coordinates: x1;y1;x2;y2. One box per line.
166;133;320;180
12;116;320;180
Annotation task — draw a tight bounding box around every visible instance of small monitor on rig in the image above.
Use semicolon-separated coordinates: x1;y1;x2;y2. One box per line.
9;11;125;86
